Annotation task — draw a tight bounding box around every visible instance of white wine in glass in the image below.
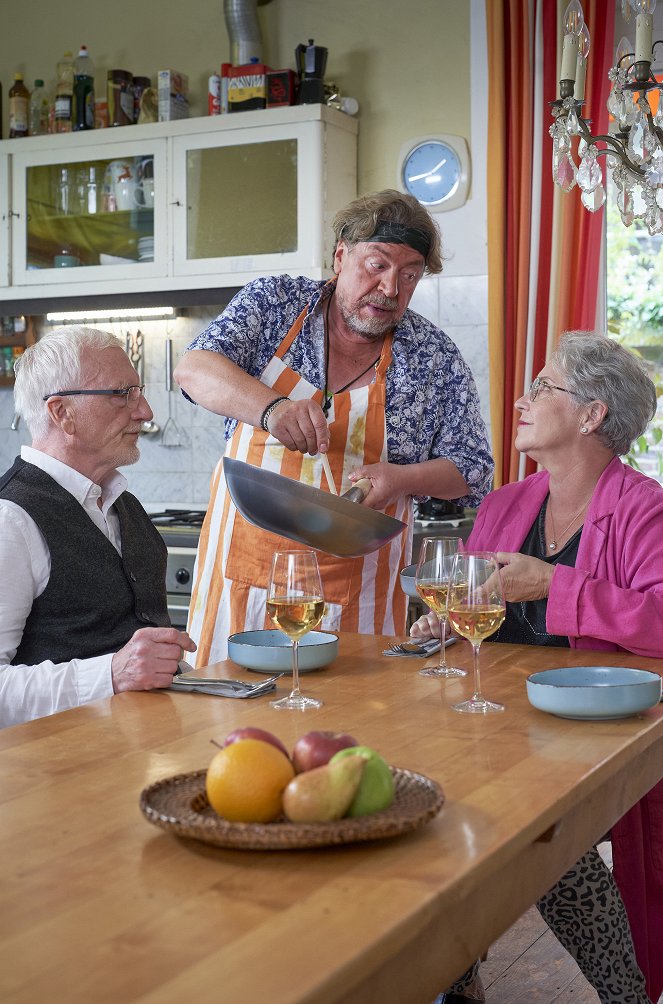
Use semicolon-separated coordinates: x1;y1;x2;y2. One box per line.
415;537;466;678
447;552;505;713
266;550;325;711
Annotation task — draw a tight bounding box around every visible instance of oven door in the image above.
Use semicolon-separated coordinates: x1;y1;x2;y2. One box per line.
165;545;197;628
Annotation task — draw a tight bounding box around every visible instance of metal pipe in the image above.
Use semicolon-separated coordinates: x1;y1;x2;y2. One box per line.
10;413;20;431
224;0;263;66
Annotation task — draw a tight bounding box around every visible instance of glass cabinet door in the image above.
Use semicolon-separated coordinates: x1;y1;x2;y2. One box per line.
12;140;166;284
172;122;324;278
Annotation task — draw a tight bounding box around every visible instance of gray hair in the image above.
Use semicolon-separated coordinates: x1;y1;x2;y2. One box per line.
332;189;445;275
552;332;657;456
14;326;124;440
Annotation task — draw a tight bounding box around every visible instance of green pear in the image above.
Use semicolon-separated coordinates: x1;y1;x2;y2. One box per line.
283;754;365;823
330;746;395;817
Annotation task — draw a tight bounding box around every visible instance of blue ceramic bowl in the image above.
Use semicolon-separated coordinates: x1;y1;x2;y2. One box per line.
526;666;662;720
228;629;339;674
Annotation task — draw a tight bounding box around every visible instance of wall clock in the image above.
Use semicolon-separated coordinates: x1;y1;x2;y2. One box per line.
397;135;471;211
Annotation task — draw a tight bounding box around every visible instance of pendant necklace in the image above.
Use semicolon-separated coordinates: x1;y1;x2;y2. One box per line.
321;293;382;417
547;495;592;551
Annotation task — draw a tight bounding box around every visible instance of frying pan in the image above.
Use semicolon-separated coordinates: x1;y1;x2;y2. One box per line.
223;457;406;558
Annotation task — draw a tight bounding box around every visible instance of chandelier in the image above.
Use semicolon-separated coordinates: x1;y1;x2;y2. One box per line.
551;0;663;234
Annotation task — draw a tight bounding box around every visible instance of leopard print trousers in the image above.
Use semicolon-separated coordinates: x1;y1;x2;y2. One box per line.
441;845;651;1003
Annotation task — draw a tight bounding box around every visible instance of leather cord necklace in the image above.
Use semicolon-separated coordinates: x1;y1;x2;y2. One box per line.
547;495;592;551
321;293;382;418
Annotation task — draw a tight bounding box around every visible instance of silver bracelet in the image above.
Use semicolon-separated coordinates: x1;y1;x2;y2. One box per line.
260;396;289;431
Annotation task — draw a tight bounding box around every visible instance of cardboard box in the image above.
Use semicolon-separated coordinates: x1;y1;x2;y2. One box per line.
228;62;271;112
158;69;189;122
267;69;296;107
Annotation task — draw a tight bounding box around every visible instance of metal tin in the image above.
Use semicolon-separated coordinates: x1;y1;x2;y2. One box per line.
208;74;221;115
107;69;134;126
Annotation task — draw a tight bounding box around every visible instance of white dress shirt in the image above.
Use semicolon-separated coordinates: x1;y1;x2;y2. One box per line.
0;447;130;729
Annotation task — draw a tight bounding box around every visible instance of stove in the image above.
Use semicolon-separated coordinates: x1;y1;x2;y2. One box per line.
149;509;206;628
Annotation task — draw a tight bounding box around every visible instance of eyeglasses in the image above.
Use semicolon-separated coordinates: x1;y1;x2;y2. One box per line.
42;385;146;405
527;377;573;402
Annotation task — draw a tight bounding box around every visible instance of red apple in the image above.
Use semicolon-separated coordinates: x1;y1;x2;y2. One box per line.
223;726;289;760
292;730;359;773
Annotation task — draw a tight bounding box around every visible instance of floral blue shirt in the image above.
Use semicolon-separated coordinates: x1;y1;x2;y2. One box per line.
186;275;494;508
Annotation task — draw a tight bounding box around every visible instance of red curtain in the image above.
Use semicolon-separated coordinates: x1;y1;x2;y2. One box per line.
486;0;616;486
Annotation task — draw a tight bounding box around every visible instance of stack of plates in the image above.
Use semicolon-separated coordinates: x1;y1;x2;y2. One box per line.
138;236;154;262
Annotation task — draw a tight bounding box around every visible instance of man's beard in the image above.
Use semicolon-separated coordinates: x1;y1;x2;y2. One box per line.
336;291;400;339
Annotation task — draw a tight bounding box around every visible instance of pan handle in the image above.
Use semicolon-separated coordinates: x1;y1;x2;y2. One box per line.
341;478;371;503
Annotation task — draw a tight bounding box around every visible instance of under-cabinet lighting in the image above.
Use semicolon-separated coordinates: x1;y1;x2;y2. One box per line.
46;307;176;323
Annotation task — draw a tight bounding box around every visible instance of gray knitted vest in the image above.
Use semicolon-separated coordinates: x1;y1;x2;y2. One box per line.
0;457;169;665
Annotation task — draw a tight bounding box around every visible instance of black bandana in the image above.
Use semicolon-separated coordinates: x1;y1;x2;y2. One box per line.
360;221;431;259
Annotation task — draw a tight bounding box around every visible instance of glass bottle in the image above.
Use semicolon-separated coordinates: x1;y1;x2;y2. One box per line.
9;74;30;138
29;79;49;136
73;45;95;131
55;51;74;133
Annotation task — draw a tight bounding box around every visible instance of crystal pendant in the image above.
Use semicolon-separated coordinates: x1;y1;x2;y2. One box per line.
657;188;663;209
655;100;663;130
628;109;648;163
632;184;647;218
566;106;581;136
645;152;663;187
581;185;606;212
554;152;577;192
607;86;623;120
644;207;663;235
618;187;635;226
577;151;602;192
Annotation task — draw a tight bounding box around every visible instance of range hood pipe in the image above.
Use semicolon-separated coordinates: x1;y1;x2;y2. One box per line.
224;0;264;66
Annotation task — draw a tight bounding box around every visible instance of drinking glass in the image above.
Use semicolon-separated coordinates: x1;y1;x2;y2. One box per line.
447;552;506;713
266;549;325;710
414;537;466;678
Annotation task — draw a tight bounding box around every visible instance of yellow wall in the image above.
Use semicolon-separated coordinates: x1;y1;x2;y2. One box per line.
1;0;470;195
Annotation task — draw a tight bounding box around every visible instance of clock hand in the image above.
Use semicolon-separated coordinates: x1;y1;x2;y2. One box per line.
407;157;448;183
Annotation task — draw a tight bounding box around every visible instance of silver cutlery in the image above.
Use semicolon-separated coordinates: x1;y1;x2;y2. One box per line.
383;638;451;657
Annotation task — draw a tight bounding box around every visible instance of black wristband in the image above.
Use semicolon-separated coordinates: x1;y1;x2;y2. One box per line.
260;396;289;432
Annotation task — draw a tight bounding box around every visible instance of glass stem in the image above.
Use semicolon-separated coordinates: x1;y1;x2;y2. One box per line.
290;639;301;698
471;642;482;701
438;615;448;670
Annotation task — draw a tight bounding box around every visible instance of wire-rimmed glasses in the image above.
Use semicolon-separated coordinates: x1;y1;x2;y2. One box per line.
42;386;145;404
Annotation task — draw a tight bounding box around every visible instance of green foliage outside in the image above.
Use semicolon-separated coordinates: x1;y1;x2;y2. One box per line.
605;200;663;477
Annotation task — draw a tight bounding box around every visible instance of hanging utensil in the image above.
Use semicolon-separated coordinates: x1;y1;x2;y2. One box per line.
161;338;188;448
223;457;405;558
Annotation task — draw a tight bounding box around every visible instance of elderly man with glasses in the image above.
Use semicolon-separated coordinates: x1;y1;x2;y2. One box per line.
0;326;195;729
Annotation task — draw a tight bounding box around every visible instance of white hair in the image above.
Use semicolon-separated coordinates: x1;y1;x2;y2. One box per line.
553;332;657;456
14;326;124;440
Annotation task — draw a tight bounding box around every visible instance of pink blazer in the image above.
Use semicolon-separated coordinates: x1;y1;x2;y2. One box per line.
466;456;663;1002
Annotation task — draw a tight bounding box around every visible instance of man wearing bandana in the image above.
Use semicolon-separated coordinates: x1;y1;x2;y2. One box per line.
175;189;493;666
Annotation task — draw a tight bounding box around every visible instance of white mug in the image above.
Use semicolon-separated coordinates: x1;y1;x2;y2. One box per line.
114;179;141;211
139;179;155;208
107;159;135;186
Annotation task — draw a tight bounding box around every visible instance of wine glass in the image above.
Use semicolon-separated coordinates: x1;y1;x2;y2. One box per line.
266;550;325;711
446;551;506;714
414;537;466;678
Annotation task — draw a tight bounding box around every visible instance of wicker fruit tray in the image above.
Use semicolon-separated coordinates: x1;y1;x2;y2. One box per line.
139;766;444;850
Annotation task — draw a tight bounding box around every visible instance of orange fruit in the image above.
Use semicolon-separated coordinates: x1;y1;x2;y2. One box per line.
205;738;295;823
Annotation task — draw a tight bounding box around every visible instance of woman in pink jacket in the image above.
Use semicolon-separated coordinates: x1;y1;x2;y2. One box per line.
420;333;662;1004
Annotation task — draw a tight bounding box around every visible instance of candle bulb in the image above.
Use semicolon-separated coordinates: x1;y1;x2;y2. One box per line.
559;0;584;98
575;23;591;102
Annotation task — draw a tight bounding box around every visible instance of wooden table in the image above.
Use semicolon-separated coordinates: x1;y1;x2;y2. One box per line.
1;636;662;1004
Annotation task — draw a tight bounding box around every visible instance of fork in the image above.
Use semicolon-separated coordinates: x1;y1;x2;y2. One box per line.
385;638;442;656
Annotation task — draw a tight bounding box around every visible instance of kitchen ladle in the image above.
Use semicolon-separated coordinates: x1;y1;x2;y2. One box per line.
161;339;188;448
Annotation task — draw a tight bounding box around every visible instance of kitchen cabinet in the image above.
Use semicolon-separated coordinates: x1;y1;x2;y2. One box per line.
0;105;358;305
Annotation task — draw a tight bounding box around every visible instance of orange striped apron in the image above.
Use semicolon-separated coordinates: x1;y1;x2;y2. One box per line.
188;301;412;667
